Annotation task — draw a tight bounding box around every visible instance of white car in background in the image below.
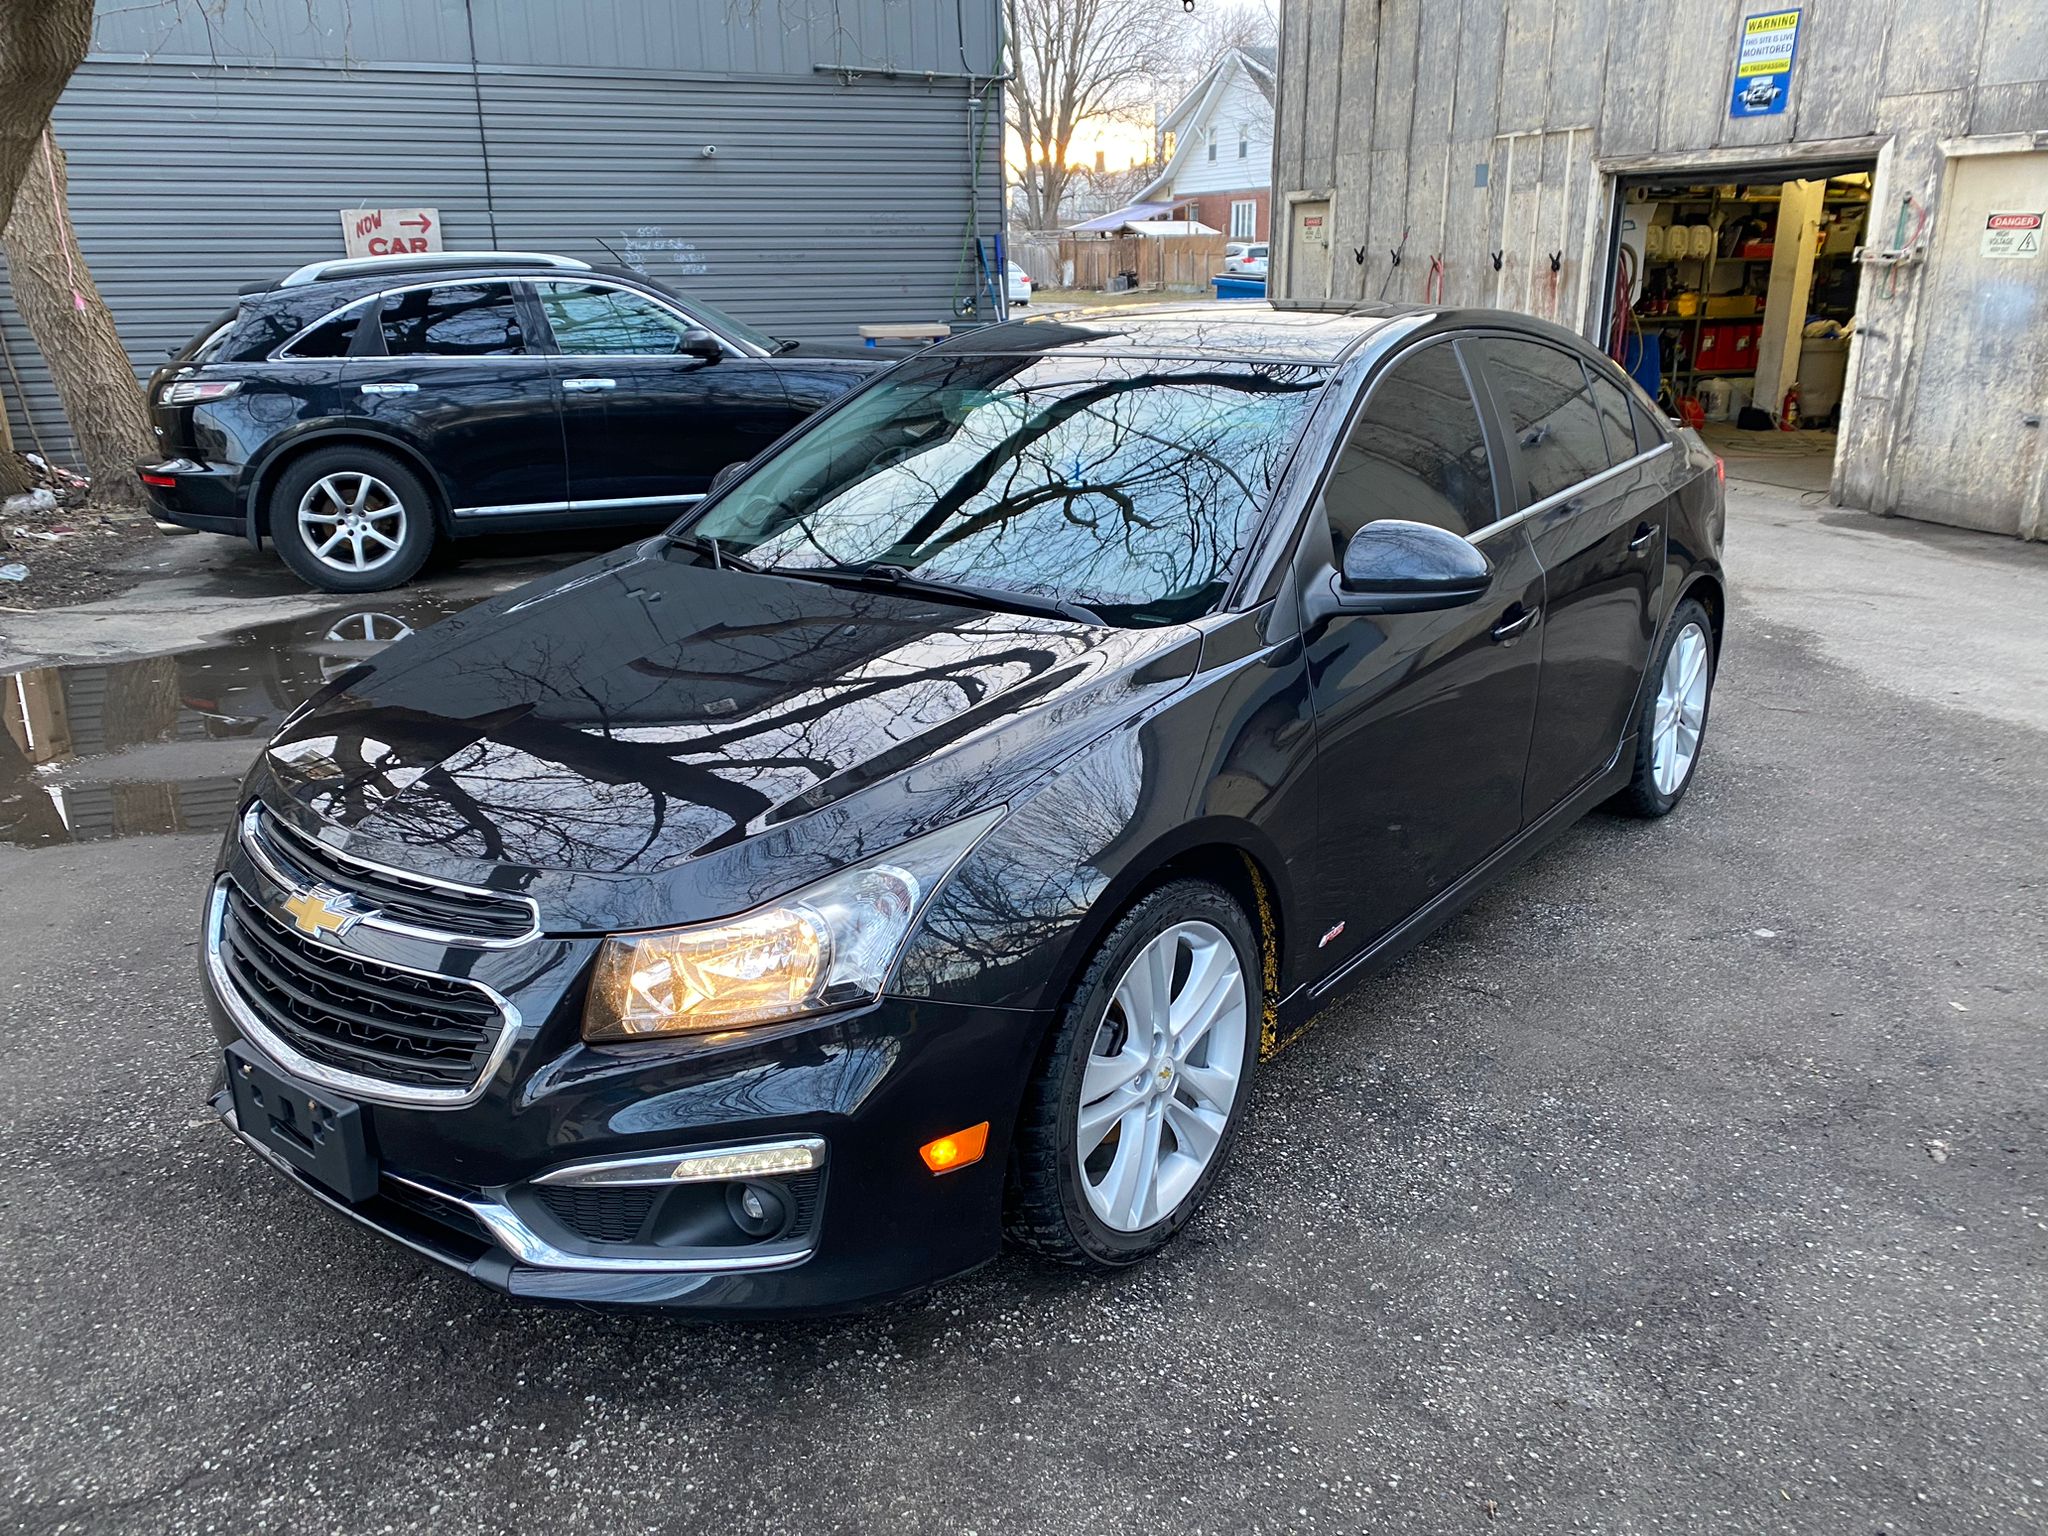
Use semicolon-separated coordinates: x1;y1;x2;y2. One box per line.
1223;243;1269;276
1006;262;1033;306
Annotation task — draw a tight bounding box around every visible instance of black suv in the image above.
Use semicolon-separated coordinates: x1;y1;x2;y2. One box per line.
140;252;884;592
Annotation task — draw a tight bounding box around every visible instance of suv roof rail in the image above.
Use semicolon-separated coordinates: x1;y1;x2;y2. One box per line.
274;251;594;288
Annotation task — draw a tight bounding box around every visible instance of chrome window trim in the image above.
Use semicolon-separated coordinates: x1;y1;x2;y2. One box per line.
529;275;753;358
241;803;541;949
532;1137;829;1189
1469;440;1674;545
205;881;523;1110
453;492;703;519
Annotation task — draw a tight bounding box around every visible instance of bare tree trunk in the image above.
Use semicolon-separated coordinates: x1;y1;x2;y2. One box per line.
3;132;152;511
0;387;26;498
0;0;95;233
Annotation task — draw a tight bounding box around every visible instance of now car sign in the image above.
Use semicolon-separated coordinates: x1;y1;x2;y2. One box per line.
338;207;443;259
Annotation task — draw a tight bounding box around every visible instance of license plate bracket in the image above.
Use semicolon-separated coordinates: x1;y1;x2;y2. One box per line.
226;1043;378;1203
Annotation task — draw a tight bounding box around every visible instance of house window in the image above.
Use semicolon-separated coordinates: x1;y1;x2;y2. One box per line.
1207;130;1217;162
1239;124;1249;159
1230;200;1257;240
1094;150;1105;173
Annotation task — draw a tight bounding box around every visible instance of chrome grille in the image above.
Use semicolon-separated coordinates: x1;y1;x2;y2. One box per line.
243;803;538;946
211;880;511;1098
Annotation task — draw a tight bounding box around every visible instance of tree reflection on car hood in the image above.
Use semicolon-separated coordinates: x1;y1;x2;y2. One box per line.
249;540;1200;928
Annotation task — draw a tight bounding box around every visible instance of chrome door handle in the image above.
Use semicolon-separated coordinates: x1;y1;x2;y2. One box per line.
562;377;617;392
1491;606;1540;644
1628;522;1658;551
358;382;418;396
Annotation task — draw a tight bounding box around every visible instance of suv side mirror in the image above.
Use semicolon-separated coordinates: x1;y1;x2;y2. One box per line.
678;328;723;361
708;460;749;495
1325;520;1492;615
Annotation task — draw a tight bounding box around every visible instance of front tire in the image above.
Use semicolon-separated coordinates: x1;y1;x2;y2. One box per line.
1613;597;1717;817
270;446;436;593
1007;879;1260;1269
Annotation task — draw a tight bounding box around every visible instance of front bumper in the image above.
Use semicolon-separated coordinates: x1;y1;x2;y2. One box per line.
203;922;1047;1315
139;457;245;535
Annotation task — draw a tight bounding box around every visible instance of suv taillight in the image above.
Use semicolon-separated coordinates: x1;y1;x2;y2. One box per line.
159;379;241;407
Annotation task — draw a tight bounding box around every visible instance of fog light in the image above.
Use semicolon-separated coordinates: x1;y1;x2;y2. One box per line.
727;1180;790;1238
919;1122;989;1174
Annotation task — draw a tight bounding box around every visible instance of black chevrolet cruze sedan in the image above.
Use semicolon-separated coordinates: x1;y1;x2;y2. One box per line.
140;252;883;593
205;302;1726;1313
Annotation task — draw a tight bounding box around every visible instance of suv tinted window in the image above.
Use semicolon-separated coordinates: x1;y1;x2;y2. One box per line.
285;307;364;359
378;284;525;357
1324;342;1496;552
538;282;695;355
1584;363;1639;466
1472;337;1610;506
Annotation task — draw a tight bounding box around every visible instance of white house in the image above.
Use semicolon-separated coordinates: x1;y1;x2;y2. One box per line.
1135;46;1275;242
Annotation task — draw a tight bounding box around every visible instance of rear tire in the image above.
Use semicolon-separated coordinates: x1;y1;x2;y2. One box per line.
1612;597;1716;817
270;445;436;593
1007;879;1260;1269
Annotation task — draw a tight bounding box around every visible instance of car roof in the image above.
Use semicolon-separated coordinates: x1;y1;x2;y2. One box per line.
925;300;1613;367
923;302;1407;364
239;252;628;307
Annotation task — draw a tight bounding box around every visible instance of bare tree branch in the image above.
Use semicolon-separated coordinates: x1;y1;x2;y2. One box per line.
1005;0;1177;230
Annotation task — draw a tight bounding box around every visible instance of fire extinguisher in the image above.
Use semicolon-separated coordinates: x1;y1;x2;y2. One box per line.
1780;383;1801;431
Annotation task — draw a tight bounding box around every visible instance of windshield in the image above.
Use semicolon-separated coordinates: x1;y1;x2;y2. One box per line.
685;353;1325;626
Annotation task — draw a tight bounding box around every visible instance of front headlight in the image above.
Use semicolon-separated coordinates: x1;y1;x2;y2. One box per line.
582;808;1004;1042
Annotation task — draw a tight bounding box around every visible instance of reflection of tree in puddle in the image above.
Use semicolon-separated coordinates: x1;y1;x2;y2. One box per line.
0;604;449;848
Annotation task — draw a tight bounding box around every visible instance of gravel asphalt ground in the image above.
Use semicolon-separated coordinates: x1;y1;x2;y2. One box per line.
2;478;2043;1534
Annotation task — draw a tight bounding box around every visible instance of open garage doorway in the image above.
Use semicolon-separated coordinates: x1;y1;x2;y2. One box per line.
1601;157;1879;497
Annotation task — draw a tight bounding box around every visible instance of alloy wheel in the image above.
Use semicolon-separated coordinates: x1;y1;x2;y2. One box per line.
1076;921;1248;1233
1651;621;1711;796
297;472;408;575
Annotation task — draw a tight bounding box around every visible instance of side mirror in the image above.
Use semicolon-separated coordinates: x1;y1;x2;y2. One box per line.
708;460;749;495
1326;520;1492;615
678;328;723;361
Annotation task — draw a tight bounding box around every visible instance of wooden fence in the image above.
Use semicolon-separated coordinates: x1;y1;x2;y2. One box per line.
1011;234;1228;293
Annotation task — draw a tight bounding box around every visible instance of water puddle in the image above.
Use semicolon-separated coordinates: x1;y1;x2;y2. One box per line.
2;594;484;849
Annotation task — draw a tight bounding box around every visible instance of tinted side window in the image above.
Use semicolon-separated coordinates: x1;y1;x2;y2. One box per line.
1628;391;1669;453
1585;364;1639;466
1472;338;1610;506
285;308;363;359
538;282;694;355
379;284;525;357
1324;342;1496;554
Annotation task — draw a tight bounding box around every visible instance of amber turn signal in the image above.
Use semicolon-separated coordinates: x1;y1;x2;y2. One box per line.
918;1122;989;1174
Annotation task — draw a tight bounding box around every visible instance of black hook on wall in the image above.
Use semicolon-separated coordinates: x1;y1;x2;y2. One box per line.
1353;246;1367;265
1548;251;1563;272
1490;250;1504;271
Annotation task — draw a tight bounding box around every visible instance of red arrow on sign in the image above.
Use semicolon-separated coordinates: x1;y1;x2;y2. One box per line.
401;214;433;233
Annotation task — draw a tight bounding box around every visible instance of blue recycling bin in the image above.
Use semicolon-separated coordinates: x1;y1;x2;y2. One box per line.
1211;274;1266;300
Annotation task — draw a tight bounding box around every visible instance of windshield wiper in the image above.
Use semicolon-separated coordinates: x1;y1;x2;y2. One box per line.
772;561;1104;625
669;532;762;573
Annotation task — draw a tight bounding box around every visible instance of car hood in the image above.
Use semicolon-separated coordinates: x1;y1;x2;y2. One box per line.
250;541;1199;931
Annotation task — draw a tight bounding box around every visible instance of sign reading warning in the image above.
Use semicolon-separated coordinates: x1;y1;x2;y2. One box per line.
1981;212;2043;260
1729;9;1802;118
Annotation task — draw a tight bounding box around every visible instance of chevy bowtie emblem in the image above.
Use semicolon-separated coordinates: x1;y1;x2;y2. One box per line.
283;885;363;939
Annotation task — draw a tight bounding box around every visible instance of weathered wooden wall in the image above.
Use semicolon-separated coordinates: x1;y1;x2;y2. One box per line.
1271;0;2048;533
